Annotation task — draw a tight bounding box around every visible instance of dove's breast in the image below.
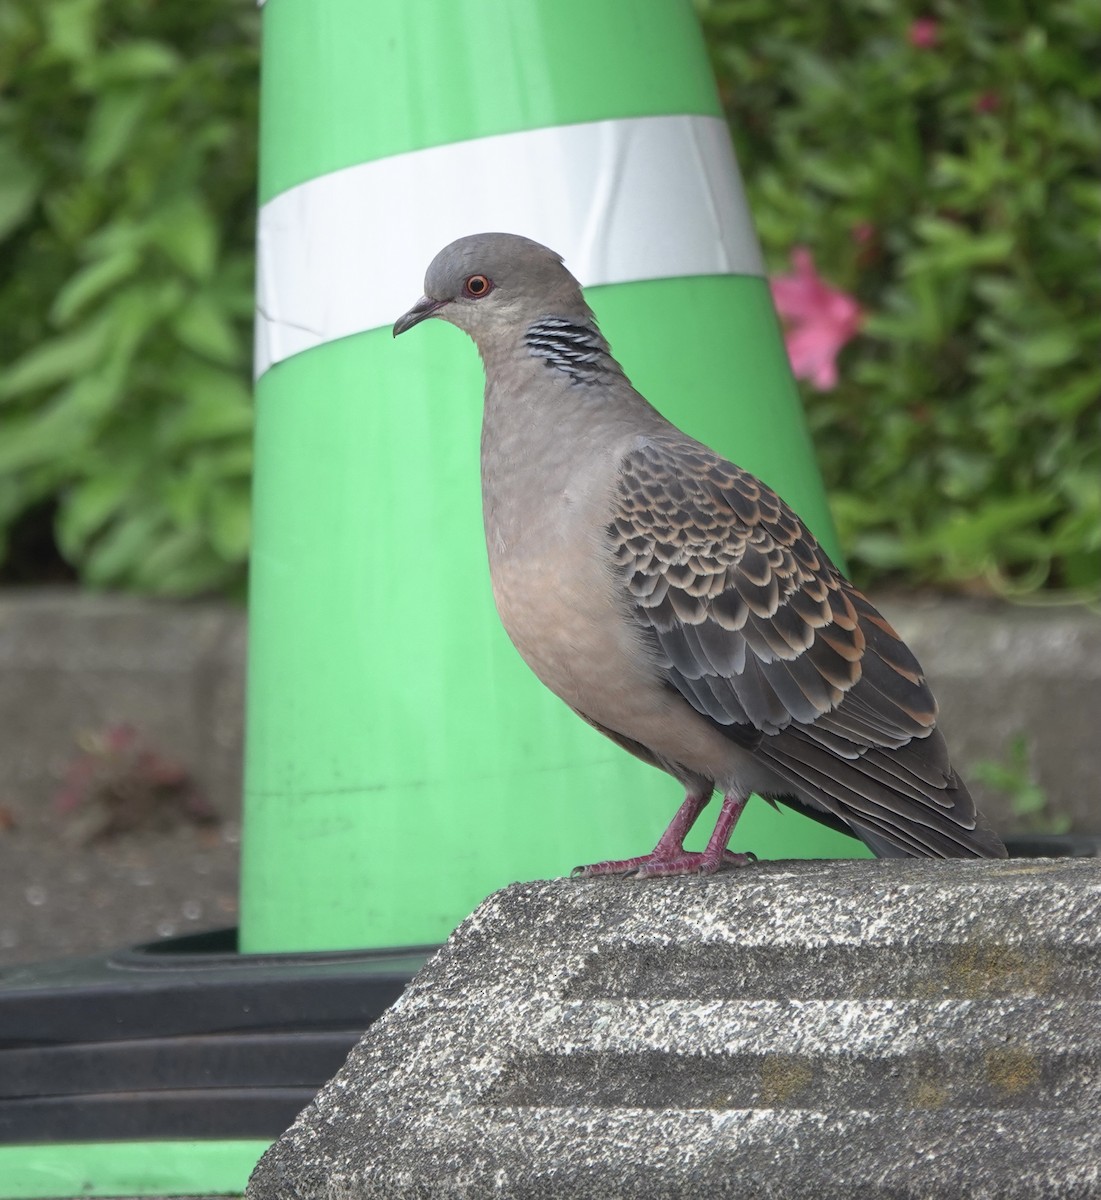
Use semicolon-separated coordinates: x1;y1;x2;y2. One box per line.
476;366;745;779
480;398;643;704
483;449;626;707
483;456;747;786
488;537;628;711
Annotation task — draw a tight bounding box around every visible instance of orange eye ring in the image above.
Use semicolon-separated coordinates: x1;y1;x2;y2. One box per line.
463;274;493;299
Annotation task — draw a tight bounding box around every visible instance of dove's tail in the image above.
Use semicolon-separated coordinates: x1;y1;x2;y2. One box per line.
765;740;1009;860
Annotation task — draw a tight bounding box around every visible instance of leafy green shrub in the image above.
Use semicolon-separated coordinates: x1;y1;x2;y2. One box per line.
699;0;1100;595
971;733;1070;834
0;0;1096;597
0;0;258;595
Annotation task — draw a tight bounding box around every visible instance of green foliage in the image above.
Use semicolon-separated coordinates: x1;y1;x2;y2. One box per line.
971;733;1069;832
0;0;258;595
0;1;1096;597
698;0;1100;596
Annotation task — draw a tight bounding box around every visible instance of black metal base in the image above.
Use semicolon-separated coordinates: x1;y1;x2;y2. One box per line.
0;928;432;1143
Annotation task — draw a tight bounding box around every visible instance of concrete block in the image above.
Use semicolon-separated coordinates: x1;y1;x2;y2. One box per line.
878;595;1101;830
248;859;1101;1199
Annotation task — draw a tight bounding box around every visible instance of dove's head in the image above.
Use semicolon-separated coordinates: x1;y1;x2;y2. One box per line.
393;233;591;344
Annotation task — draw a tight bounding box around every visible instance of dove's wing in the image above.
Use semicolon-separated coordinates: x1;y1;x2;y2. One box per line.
610;435;1004;858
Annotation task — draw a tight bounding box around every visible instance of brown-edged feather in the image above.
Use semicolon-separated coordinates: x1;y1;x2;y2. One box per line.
610;434;1005;859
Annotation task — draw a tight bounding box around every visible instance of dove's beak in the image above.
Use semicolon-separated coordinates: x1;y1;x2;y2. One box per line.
393;295;448;337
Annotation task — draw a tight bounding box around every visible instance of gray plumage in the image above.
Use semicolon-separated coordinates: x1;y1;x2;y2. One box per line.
393;232;1006;873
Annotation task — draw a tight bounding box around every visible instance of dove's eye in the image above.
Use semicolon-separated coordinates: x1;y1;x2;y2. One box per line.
463;274;493;299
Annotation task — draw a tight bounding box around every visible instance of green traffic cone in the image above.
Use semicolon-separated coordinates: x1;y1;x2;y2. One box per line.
241;0;864;956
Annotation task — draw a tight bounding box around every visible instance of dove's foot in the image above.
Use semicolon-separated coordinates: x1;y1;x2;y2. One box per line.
572;790;753;878
572;848;756;878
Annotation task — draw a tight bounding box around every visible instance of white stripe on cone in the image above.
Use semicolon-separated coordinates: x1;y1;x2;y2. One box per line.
255;114;765;378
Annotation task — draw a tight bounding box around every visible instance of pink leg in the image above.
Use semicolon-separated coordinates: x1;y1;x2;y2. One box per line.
572;790;754;878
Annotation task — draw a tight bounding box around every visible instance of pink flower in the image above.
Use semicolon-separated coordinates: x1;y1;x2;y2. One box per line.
907;17;939;49
770;248;862;392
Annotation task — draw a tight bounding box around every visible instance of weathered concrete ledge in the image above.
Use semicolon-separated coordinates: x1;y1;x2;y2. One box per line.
247;859;1101;1199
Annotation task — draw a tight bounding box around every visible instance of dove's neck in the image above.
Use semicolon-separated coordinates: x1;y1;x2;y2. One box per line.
478;314;669;563
519;315;625;387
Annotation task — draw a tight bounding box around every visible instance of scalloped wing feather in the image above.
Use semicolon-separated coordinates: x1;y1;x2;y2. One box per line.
610;435;1004;859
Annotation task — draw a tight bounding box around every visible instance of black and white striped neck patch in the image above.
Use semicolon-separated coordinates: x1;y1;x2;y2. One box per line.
524;317;623;385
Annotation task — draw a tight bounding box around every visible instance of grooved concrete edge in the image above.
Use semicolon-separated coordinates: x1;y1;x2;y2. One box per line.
248;858;1101;1199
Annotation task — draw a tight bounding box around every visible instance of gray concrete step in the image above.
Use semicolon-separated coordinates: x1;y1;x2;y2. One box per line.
248;858;1101;1198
